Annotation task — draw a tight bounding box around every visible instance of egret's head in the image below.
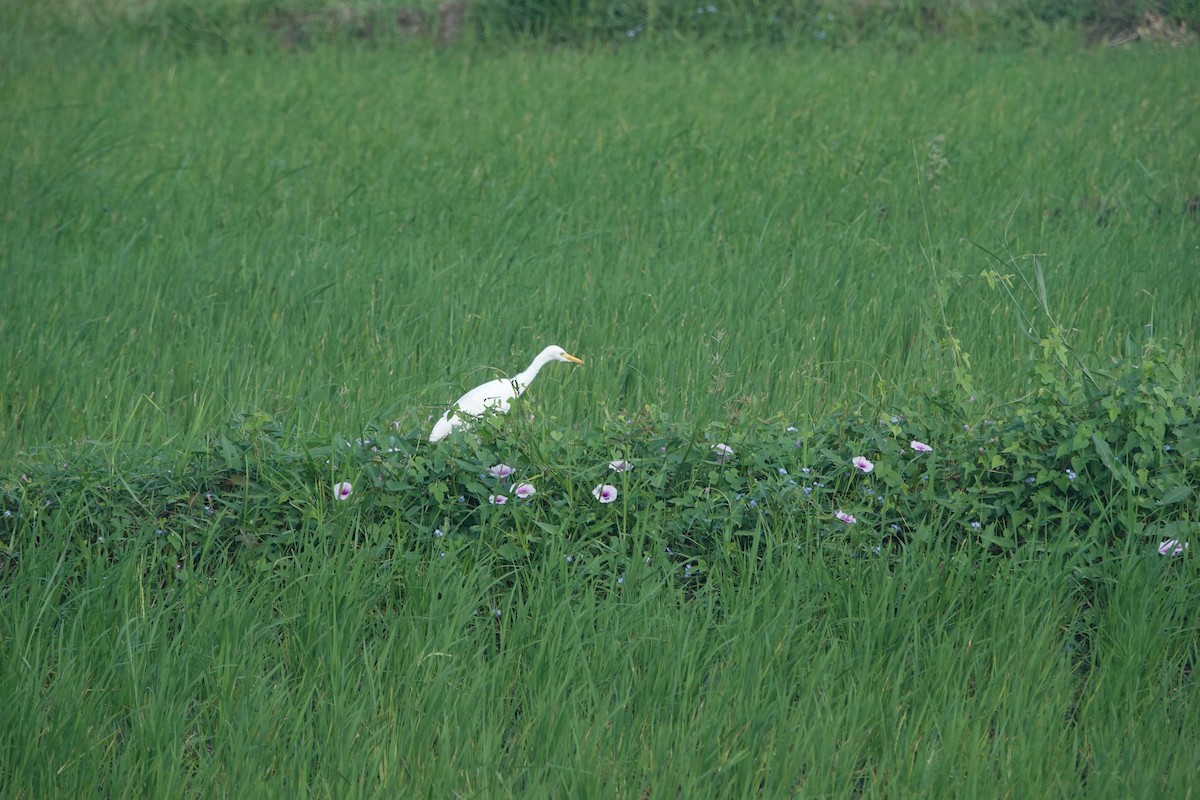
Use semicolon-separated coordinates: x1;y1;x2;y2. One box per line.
548;345;584;365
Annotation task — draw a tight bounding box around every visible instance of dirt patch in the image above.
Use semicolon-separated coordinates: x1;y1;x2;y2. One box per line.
1105;12;1196;47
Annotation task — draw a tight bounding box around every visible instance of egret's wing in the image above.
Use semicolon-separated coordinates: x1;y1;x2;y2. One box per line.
429;377;520;443
453;377;519;416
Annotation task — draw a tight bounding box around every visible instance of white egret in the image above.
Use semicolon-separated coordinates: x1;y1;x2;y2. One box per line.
428;345;584;443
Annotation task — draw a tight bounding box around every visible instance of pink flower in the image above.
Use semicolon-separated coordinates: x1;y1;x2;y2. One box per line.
713;443;734;461
333;481;353;501
488;464;515;479
514;483;536;499
1158;539;1188;557
852;456;874;474
593;484;618;504
488;494;508;505
834;510;856;524
608;459;633;472
910;440;932;453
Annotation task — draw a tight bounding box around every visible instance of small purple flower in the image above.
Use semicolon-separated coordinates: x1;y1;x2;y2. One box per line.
835;510;856;524
910;440;932;453
513;483;536;499
608;459;633;472
593;484;618;504
488;464;515;479
333;481;353;501
488;494;508;505
1158;539;1188;557
713;443;734;461
852;456;874;474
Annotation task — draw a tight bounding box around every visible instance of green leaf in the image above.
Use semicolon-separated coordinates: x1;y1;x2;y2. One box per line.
1091;434;1132;489
1157;485;1192;507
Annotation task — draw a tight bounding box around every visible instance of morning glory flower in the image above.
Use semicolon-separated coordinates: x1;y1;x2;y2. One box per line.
852;456;874;474
488;464;515;479
713;443;734;461
488;494;508;505
1158;539;1188;557
593;484;618;504
835;510;856;524
910;440;932;453
608;459;633;472
513;483;536;499
333;481;353;501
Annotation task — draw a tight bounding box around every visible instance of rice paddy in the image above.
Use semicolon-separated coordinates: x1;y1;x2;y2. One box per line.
1;7;1198;797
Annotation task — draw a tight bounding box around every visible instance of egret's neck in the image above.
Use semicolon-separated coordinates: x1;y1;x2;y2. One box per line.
512;349;558;395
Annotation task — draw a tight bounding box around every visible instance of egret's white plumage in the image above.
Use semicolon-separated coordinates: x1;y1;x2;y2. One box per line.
429;345;584;443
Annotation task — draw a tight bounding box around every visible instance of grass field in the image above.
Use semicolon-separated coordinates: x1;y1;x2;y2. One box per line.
2;8;1199;798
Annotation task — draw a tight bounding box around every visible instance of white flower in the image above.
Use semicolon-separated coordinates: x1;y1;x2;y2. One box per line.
1158;539;1189;557
713;443;734;461
488;494;508;505
593;484;618;504
851;456;874;474
910;440;932;453
835;510;856;524
333;481;353;501
608;459;633;472
487;464;515;479
514;483;536;499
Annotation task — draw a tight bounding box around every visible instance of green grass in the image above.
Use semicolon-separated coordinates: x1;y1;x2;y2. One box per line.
2;14;1199;799
3;39;1198;452
4;521;1197;798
